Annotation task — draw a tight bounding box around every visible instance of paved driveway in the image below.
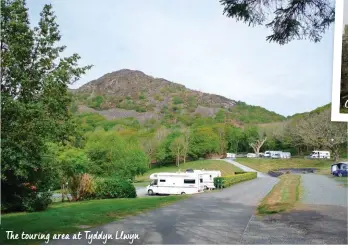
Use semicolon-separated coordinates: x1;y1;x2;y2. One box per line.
50;176;278;245
242;174;348;244
301;173;347;207
223;159;269;178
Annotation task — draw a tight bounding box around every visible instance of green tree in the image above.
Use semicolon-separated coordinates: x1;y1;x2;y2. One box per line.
213;124;227;155
170;136;185;167
1;1;91;212
85;131;148;180
226;126;243;153
58;147;90;201
189;127;220;158
155;131;182;164
294;109;347;161
220;0;334;45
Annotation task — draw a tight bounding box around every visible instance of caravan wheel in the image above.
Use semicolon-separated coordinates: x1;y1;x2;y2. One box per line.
181;192;186;195
148;189;154;196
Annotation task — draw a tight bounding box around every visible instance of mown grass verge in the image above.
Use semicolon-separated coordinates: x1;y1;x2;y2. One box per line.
236;158;335;173
257;174;301;215
0;196;187;245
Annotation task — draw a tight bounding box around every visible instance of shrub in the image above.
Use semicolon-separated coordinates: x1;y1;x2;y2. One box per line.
172;96;183;105
94;178;136;199
214;172;257;188
136;106;147;112
22;191;52;212
234;171;247;175
79;173;96;200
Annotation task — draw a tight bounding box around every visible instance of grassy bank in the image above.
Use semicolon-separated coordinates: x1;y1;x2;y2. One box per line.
135;160;242;185
236;158;334;173
0;196;187;245
257;174;301;214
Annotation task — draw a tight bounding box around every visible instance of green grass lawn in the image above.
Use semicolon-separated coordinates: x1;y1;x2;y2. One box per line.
134;160;242;185
258;174;301;214
0;196;187;245
236;158;336;173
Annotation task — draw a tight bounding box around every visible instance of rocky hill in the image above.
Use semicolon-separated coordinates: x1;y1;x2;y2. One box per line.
71;69;285;125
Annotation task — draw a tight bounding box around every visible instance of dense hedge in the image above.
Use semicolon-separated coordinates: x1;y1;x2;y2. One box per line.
234;171;247;175
94;178;137;199
214;172;257;188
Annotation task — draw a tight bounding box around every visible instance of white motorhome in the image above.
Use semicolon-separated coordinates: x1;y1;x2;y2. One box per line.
191;170;221;189
146;172;204;195
309;151;330;159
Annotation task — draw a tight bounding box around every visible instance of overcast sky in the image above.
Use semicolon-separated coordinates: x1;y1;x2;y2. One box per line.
345;1;348;25
27;0;335;116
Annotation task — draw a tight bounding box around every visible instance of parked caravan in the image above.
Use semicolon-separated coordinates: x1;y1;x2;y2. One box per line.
226;153;236;158
247;153;257;158
264;151;282;158
280;152;291;159
146;172;204;195
191;170;222;189
309;151;330;159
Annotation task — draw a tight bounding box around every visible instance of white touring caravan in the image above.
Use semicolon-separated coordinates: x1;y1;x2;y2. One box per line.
191;170;222;190
279;152;291;158
264;151;291;159
309;151;330;159
264;151;282;158
226;153;236;158
146;172;204;195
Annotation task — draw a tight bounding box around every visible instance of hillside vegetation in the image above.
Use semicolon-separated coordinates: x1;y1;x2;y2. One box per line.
71;69;285;125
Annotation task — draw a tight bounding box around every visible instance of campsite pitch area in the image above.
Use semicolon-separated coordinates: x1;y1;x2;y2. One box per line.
236;158;334;173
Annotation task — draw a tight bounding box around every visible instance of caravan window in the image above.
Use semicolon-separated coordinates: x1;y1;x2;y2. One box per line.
160;179;166;182
184;179;195;184
200;178;203;183
151;179;158;185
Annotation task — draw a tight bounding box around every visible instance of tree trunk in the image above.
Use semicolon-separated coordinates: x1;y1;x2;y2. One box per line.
61;184;64;202
333;148;339;162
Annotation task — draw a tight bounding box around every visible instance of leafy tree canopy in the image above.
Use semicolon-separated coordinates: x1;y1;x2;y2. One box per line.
1;0;91;212
220;0;335;45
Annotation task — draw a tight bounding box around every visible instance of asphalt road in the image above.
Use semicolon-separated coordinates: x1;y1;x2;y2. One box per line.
301;173;348;207
49;176;279;245
48;161;348;245
242;173;348;244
